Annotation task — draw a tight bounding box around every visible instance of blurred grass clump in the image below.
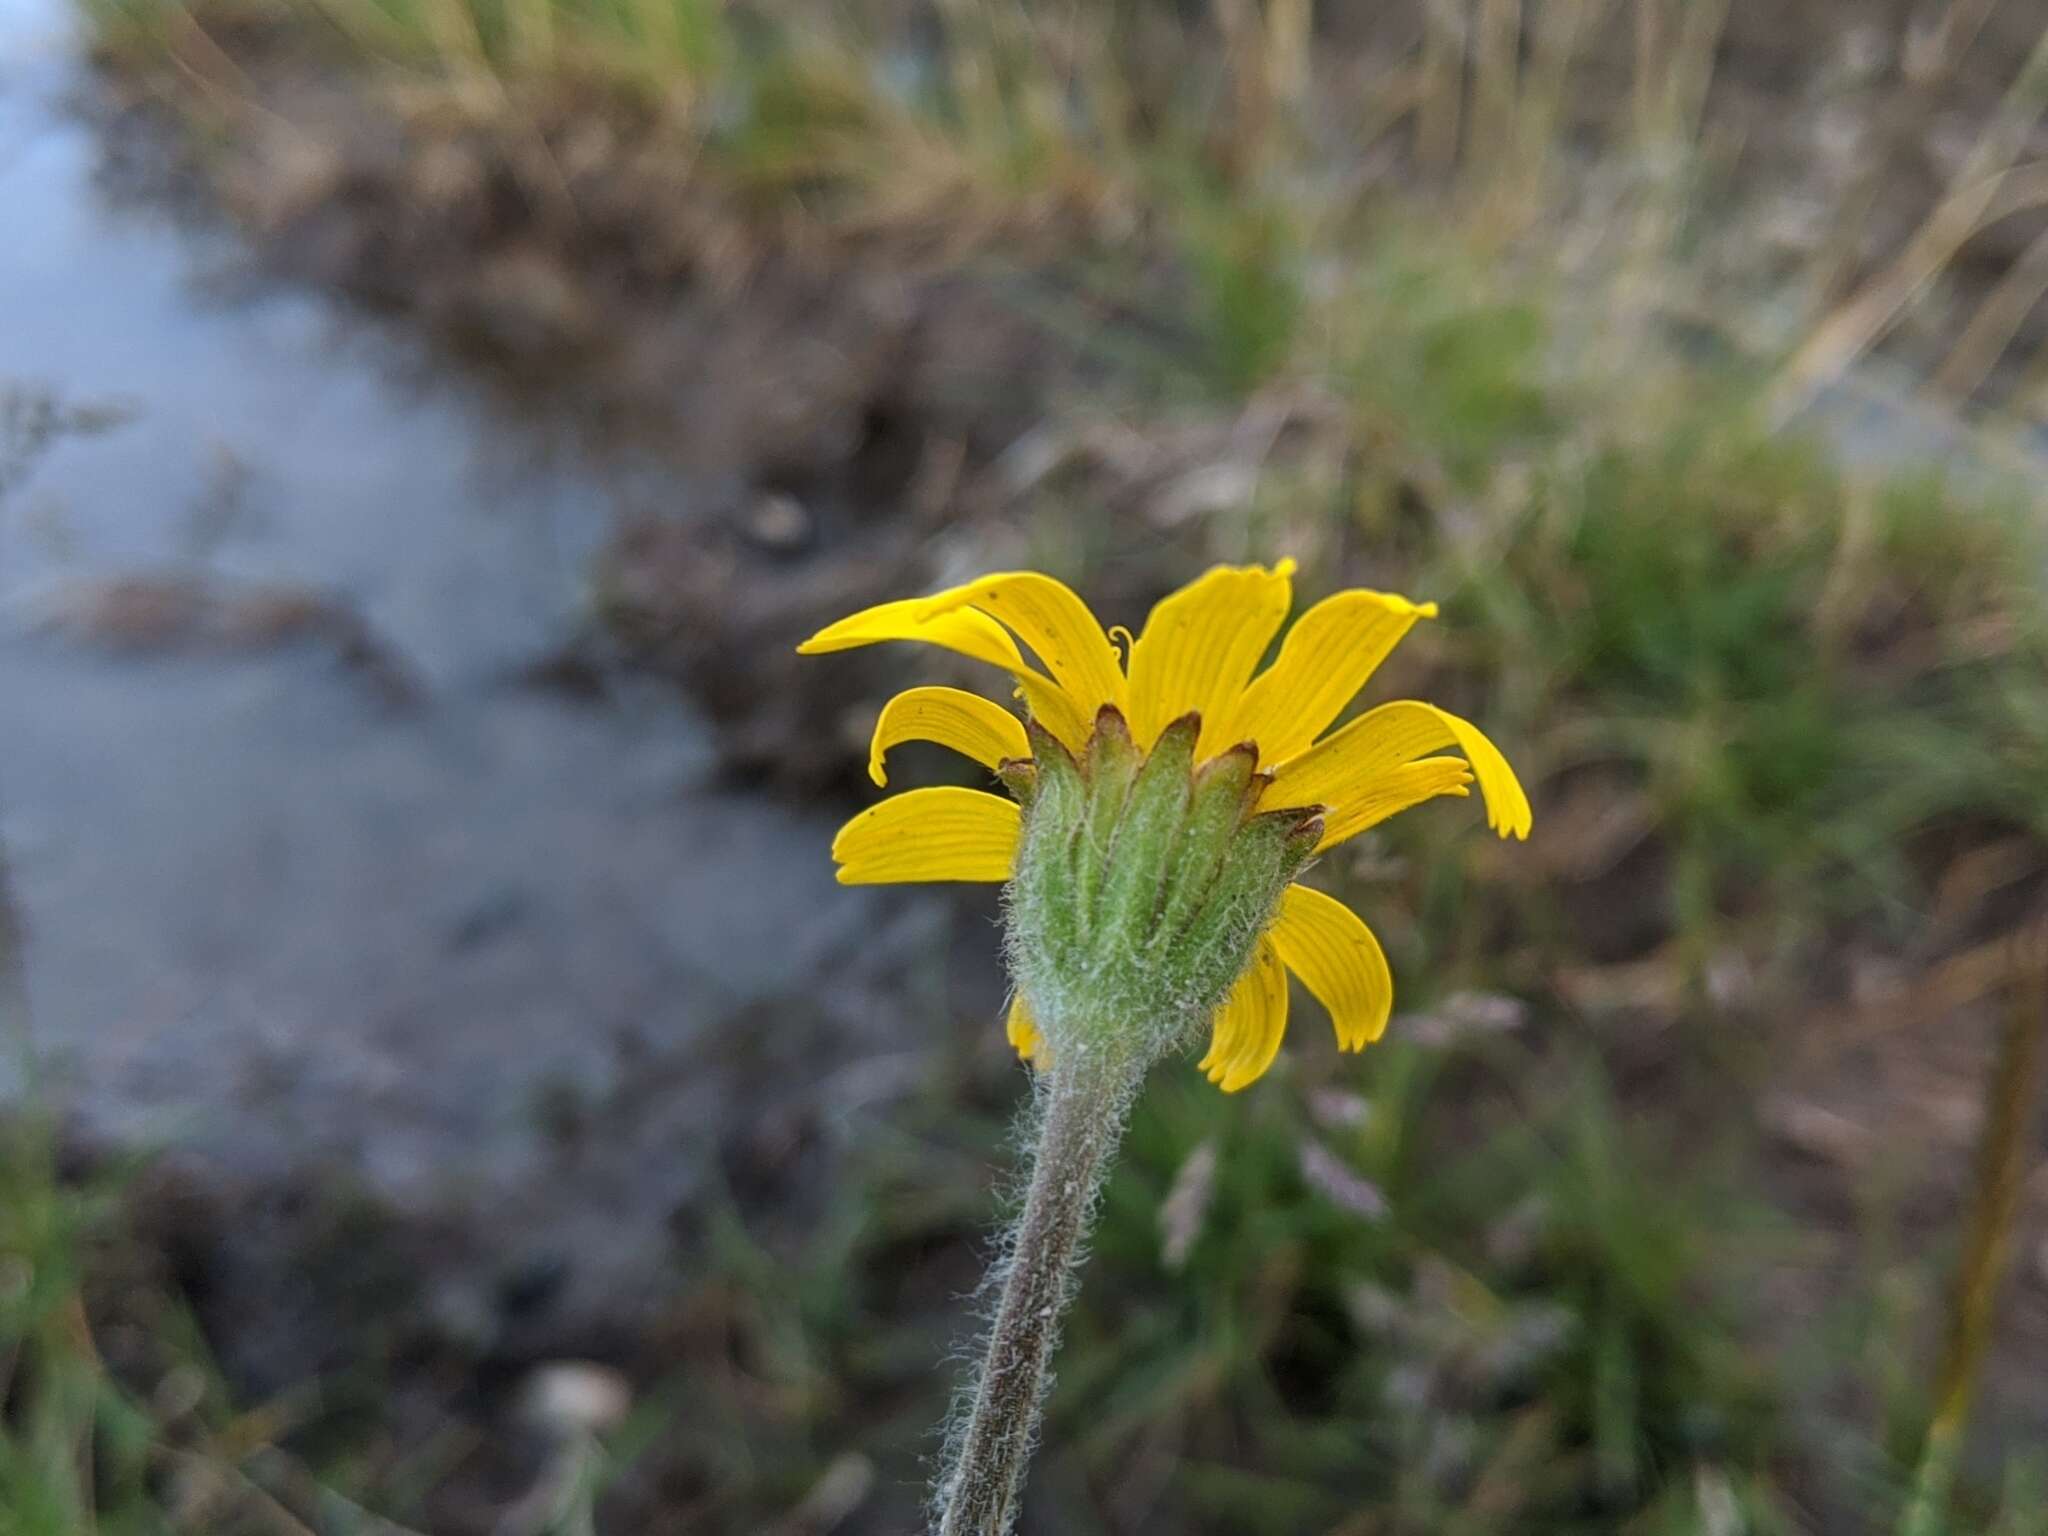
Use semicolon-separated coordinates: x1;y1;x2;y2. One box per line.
20;0;2048;1532
0;1118;314;1536
0;1121;160;1533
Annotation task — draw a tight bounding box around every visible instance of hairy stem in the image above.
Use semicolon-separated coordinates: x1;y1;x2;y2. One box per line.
935;1045;1143;1536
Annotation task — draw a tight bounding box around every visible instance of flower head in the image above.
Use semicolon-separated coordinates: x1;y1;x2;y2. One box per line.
799;562;1530;1091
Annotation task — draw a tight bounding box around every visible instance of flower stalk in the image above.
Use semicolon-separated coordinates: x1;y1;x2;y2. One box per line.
935;1042;1145;1536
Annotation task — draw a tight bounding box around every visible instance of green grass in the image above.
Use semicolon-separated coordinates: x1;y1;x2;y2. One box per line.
0;1121;165;1535
1499;409;2044;945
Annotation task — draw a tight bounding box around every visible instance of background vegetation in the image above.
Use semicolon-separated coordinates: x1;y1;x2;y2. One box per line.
8;1;2048;1532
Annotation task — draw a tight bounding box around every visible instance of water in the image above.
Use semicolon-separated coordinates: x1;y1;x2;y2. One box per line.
0;0;960;1347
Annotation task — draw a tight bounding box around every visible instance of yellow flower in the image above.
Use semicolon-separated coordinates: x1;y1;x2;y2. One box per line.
799;562;1531;1090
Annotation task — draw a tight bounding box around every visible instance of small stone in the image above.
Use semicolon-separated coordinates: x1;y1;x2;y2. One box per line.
744;491;813;553
519;1360;632;1438
152;1364;209;1423
1761;1096;1872;1169
1704;949;1754;1008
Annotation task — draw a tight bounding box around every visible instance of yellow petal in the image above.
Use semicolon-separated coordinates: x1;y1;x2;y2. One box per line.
1313;757;1474;850
797;595;1088;750
868;686;1031;787
1006;993;1049;1066
1197;937;1290;1093
1268;885;1392;1051
1263;700;1532;842
831;787;1020;884
914;572;1127;726
1211;590;1436;765
799;595;1031;672
1124;561;1297;754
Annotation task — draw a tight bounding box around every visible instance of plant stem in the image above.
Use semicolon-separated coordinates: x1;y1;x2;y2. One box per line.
1898;949;2047;1536
935;1045;1143;1536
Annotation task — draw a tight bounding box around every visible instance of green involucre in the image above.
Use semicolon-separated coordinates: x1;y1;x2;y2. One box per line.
1004;708;1321;1060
